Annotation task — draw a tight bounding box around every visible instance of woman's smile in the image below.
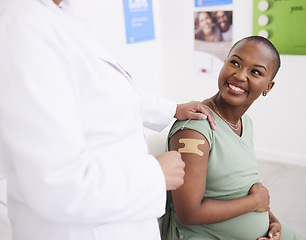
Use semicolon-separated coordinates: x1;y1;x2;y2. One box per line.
228;83;246;93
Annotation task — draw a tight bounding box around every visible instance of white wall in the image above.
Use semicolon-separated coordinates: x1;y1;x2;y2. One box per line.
75;0;165;95
159;1;225;103
76;0;306;166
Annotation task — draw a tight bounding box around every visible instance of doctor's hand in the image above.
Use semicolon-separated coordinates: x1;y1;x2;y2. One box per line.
156;151;185;190
175;101;216;130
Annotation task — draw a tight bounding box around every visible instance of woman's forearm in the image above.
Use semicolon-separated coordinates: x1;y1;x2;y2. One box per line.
268;211;280;224
181;183;270;225
184;195;258;225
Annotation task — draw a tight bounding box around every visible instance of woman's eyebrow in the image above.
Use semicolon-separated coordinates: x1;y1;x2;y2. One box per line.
231;54;267;72
231;54;243;61
254;64;267;71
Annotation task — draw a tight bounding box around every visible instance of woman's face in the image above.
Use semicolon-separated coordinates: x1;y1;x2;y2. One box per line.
218;40;276;108
198;12;213;35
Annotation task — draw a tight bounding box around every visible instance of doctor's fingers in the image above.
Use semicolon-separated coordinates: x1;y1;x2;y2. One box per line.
190;106;216;130
156;151;185;190
182;101;216;130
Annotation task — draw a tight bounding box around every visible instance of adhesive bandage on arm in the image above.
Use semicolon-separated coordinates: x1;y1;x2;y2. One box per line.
178;138;205;156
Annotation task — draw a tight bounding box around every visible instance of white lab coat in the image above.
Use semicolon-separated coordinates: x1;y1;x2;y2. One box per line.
0;0;176;239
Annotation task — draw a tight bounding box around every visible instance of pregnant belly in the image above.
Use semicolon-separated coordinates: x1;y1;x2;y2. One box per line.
203;211;269;240
177;211;269;240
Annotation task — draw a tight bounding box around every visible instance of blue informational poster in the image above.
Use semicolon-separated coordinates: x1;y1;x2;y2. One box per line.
195;0;233;7
122;0;155;44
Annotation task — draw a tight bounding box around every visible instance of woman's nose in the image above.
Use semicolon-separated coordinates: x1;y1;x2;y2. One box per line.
234;69;248;81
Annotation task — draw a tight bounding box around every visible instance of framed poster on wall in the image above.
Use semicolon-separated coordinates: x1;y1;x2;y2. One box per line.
122;0;155;44
194;10;233;75
253;0;306;55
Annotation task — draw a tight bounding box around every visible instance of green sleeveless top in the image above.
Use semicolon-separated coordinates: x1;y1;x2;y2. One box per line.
162;111;269;240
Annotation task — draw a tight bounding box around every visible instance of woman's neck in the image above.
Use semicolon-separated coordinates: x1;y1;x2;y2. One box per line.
213;94;247;124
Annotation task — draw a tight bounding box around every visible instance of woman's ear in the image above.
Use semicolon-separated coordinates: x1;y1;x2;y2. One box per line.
262;81;275;97
267;81;275;92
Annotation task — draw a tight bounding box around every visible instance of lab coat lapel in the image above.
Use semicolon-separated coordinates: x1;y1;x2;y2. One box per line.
100;58;134;84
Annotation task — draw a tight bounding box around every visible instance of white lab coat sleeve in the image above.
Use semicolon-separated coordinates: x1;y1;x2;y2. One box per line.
139;90;177;132
0;16;166;224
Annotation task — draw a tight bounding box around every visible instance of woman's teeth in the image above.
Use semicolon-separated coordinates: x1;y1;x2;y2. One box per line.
229;84;245;93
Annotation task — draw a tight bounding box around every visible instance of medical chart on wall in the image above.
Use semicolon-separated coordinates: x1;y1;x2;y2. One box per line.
253;0;306;55
194;10;233;75
122;0;155;44
195;0;233;7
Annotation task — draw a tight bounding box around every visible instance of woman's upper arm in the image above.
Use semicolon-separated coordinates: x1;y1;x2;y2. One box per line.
168;128;210;224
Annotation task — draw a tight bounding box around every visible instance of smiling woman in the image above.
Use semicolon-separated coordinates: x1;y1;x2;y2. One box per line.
217;38;276;116
162;36;306;240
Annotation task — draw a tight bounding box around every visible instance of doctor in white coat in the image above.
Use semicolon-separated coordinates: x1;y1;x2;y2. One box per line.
0;0;215;240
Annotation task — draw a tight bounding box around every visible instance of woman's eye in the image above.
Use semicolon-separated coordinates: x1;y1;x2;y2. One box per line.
252;69;262;76
230;60;239;67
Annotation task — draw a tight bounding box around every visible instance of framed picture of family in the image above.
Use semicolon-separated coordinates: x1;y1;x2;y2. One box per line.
194;10;233;74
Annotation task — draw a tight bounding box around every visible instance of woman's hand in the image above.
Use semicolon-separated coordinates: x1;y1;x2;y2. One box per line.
257;211;281;240
257;222;281;240
248;182;270;212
